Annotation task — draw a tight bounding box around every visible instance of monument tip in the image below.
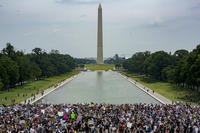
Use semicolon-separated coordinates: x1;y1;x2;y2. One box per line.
98;3;102;8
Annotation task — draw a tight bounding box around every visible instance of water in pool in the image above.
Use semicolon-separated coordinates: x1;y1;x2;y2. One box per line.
40;71;161;104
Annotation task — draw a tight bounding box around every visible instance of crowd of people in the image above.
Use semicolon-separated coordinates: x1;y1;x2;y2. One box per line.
0;103;200;132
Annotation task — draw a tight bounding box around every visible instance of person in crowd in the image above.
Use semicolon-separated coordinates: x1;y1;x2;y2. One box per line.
0;103;199;132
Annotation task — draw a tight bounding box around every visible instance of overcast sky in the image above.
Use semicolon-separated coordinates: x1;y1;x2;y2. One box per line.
0;0;200;58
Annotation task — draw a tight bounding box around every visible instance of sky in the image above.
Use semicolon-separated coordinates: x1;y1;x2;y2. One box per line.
0;0;200;58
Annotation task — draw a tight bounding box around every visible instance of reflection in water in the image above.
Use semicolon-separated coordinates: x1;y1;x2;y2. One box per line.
41;71;161;104
96;71;103;89
97;71;103;76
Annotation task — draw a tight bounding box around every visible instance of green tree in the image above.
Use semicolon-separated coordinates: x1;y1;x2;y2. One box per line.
32;47;43;55
123;51;150;74
2;43;16;59
16;54;33;85
0;55;19;89
174;49;189;61
0;60;9;90
185;45;200;90
144;51;172;80
30;62;41;80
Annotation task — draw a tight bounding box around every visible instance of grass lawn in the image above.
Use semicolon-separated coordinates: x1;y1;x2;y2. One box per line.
85;64;114;71
0;70;79;105
121;71;199;103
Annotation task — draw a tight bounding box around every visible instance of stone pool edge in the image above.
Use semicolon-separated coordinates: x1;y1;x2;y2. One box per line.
118;72;172;105
21;73;80;104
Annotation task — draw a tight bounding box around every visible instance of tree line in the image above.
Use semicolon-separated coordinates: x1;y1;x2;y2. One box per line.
74;58;96;65
104;54;126;70
0;43;75;91
123;44;200;92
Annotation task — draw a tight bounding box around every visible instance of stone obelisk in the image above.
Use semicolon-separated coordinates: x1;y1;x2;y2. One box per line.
97;3;103;64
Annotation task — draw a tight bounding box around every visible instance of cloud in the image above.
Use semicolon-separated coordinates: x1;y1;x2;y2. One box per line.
0;0;200;57
55;0;99;4
23;32;33;36
191;2;200;10
146;23;162;29
140;17;167;29
80;14;86;18
52;28;61;33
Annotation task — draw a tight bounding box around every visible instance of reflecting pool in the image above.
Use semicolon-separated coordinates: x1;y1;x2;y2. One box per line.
40;71;161;104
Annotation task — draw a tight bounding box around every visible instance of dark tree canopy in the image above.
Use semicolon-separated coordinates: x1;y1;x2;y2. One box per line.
0;43;75;91
123;44;200;92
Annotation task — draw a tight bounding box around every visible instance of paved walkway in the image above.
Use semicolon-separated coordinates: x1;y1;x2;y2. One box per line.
21;74;79;104
118;73;172;104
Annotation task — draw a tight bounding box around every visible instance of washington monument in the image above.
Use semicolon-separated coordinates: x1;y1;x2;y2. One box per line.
97;4;103;64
